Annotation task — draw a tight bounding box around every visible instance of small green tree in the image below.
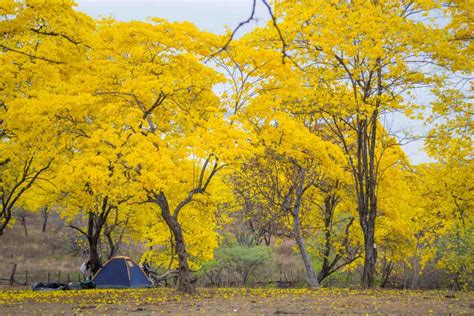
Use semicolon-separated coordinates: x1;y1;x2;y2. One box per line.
216;245;273;285
200;244;273;286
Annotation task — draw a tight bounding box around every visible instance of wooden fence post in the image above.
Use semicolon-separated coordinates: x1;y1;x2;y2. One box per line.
9;263;17;285
67;273;70;283
58;271;61;283
47;272;51;283
25;269;28;285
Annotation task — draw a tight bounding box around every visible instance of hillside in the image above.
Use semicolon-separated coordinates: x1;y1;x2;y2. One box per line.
0;213;143;285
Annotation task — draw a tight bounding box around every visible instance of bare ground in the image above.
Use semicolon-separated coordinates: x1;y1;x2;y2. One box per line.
0;287;473;315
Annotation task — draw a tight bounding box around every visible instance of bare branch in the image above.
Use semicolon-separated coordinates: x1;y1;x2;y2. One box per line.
208;0;257;59
261;0;288;64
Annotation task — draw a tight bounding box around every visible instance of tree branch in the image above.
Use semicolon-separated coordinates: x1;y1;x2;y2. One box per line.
208;0;257;59
0;44;64;64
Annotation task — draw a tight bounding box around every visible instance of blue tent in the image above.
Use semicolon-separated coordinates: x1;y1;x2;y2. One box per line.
92;256;151;288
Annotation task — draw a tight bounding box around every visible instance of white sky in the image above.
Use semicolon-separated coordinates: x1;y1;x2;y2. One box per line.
75;0;433;165
76;0;269;34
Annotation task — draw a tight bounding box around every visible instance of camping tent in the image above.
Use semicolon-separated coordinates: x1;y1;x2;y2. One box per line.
92;256;151;288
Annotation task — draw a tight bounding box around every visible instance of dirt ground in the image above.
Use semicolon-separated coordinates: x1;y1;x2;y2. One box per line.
0;287;473;315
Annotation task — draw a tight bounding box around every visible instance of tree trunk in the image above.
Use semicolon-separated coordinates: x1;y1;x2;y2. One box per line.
318;195;336;283
340;59;381;289
380;258;394;288
0;206;12;236
41;207;48;233
9;263;17;285
361;216;377;288
173;222;195;293
449;272;460;296
360;65;382;288
357;111;379;288
156;192;195;294
293;213;319;288
104;230;116;260
103;210;128;259
87;212;102;274
20;216;28;237
149;156;222;294
88;237;101;274
290;168;320;289
403;262;408;289
411;258;420;289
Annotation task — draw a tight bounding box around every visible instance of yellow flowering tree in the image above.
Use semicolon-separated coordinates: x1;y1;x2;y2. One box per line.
0;0;93;235
81;19;239;292
259;0;463;287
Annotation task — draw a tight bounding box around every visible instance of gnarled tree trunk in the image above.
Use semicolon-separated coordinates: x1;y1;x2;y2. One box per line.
86;211;102;274
157;193;195;293
149;155;223;294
